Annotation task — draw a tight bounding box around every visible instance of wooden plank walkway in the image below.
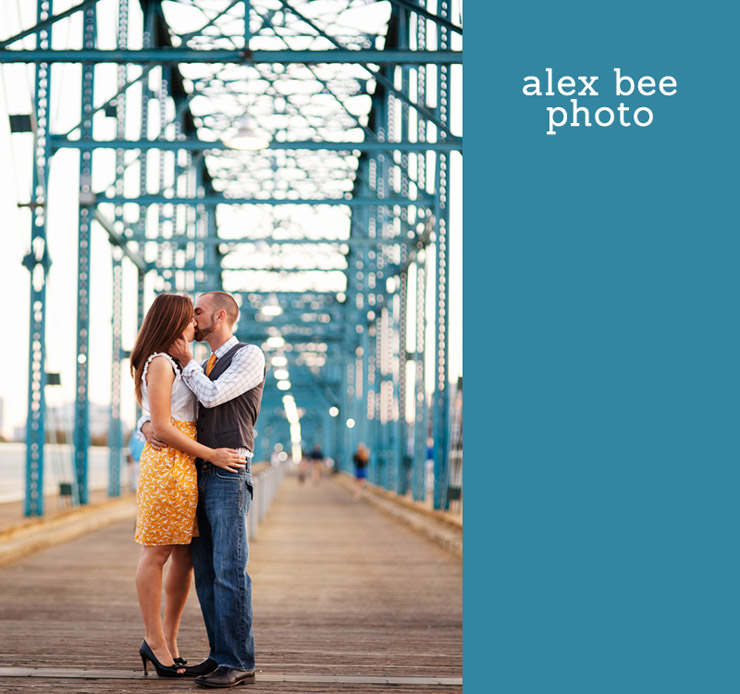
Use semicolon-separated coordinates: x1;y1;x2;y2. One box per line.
0;474;462;693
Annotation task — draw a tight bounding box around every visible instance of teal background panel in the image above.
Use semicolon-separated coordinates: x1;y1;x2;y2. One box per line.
465;2;740;693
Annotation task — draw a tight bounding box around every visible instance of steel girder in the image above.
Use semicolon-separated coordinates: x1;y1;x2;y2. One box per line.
50;137;462;152
0;48;461;64
20;0;53;516
5;0;461;514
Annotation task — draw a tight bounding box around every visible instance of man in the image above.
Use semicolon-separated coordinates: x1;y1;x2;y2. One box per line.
308;443;324;484
143;291;265;688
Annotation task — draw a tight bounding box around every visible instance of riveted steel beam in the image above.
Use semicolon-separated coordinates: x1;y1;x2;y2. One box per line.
124;234;410;247
0;48;462;64
99;194;430;207
0;0;101;49
92;211;148;272
50;136;462;153
387;0;463;34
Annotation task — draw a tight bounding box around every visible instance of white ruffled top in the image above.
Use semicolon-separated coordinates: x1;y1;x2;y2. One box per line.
141;352;198;423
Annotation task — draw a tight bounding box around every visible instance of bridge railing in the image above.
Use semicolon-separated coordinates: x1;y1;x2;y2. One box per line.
248;461;287;540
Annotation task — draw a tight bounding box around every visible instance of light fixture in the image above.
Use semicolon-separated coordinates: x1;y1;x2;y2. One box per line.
261;293;282;317
282;394;298;420
223;115;270;150
329;407;339;417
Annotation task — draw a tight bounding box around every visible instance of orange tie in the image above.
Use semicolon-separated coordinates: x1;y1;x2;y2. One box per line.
206;353;218;376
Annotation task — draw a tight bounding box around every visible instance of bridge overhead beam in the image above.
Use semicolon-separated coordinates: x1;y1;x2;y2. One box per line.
125;236;412;248
51;137;462;153
0;49;462;64
98;195;430;207
0;0;101;49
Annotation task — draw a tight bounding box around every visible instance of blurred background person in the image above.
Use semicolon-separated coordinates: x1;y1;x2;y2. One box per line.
127;430;145;492
309;443;324;484
352;443;370;501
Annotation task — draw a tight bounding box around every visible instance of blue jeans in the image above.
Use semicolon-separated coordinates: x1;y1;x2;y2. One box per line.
191;460;255;671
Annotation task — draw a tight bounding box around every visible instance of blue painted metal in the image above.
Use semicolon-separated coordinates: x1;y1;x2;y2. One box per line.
387;0;463;34
72;0;97;505
50;137;462;153
0;0;100;49
243;0;251;47
412;258;428;502
156;67;169;288
372;323;384;488
97;194;431;207
107;0;130;498
121;235;410;249
135;0;155;373
412;6;431;502
274;0;452;138
0;48;462;64
397;273;410;496
396;34;412;495
91;211;147;272
22;0;54;516
14;0;461;516
338;357;350;473
109;251;123;498
385;306;399;492
57;66;153;139
432;0;453;511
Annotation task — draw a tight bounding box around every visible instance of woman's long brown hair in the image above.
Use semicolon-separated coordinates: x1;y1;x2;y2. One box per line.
130;293;193;405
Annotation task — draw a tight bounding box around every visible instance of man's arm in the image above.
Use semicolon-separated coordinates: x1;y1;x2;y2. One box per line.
135;413;149;441
179;344;265;407
137;413;167;451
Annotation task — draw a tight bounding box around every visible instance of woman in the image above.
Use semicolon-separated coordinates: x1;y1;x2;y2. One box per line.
129;293;244;677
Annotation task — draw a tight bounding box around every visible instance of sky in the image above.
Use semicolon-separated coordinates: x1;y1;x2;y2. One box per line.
0;0;462;440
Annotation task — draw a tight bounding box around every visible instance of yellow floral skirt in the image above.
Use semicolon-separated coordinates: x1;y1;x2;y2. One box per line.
135;420;199;546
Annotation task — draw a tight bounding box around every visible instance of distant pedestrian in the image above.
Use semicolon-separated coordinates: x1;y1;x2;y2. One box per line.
126;432;145;492
297;448;308;484
352;443;370;500
309;443;324;484
425;437;435;501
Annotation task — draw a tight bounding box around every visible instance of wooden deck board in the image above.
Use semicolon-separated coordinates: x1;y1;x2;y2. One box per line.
0;476;461;693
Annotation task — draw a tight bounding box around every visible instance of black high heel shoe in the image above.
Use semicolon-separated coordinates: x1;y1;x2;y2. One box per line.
139;640;184;677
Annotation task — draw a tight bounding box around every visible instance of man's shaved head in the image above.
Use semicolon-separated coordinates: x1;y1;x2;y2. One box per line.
201;291;239;327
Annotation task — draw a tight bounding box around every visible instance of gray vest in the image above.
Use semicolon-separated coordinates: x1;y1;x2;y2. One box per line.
196;343;265;454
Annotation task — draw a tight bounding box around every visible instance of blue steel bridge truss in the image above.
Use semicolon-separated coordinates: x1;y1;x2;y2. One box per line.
0;0;461;515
